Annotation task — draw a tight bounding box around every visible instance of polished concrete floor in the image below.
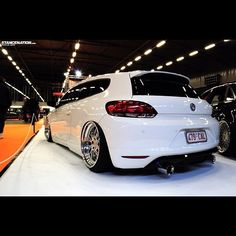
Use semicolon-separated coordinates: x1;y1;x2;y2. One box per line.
0;128;236;196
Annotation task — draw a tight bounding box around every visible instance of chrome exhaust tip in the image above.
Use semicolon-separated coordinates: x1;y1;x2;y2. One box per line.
157;164;175;176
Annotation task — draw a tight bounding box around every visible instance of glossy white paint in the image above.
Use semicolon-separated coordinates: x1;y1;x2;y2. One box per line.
1;128;236;196
46;71;219;169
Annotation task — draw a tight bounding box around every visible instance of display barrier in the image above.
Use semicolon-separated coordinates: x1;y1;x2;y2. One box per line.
0;114;41;173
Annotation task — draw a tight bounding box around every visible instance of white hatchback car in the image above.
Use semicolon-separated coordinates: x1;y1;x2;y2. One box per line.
45;71;219;175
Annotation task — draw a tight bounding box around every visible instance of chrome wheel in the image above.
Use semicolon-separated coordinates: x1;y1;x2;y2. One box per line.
218;120;231;154
45;125;52;142
81;122;100;168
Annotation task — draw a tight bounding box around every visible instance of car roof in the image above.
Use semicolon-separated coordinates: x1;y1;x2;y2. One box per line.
86;70;190;82
67;70;191;92
203;81;236;94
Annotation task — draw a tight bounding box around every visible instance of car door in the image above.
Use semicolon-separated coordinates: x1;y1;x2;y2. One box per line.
50;92;72;146
206;86;227;121
221;85;236;123
67;83;90;153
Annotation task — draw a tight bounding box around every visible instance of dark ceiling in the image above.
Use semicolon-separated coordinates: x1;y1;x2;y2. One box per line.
1;39;236;101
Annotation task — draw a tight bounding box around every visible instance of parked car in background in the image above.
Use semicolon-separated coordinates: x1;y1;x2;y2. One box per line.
6;105;23;120
44;71;219;175
201;82;236;154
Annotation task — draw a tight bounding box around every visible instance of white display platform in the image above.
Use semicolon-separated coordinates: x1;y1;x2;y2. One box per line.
0;128;236;196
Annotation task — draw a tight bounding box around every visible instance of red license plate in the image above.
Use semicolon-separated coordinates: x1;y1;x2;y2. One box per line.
186;130;207;144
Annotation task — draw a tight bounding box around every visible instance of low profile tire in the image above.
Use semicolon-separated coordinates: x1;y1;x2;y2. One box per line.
81;121;113;173
45;125;53;142
218;120;232;155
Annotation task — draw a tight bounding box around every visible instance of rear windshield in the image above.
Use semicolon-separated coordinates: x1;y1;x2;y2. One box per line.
131;73;199;98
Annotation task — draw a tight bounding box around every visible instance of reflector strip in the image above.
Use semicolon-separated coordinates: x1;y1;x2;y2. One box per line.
121;156;149;159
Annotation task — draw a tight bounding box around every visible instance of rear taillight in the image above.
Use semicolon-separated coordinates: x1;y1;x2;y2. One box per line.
106;100;157;118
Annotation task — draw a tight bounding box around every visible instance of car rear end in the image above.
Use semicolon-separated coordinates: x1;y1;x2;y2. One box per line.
99;71;219;169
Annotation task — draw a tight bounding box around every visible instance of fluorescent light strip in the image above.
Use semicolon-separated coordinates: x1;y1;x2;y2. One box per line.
121;66;126;70
166;61;173;66
154;40;227;72
64;40;82;88
204;43;215;50
189;50;198;56
115;40;167;72
156;40;166;48
5;81;30;99
1;46;44;101
144;49;152;55
135;56;141;61
176;56;184;62
1;48;8;55
75;42;80;50
127;61;133;66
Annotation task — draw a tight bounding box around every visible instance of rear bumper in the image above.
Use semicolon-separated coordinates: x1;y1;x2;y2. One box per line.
146;147;217;168
99;114;219;169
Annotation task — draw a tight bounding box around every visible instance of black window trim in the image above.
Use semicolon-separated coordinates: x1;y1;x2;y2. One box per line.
57;78;110;107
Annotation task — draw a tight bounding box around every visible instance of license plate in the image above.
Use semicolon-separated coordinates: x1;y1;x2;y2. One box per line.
186;130;207;144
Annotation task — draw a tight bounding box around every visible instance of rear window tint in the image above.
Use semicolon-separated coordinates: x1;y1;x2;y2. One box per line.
131;73;199;98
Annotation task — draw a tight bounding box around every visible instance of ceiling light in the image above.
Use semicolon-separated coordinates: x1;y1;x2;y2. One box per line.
19;70;22;73
16;66;20;70
70;58;74;63
189;50;198;56
151;69;155;72
7;56;13;61
176;56;184;62
75;43;80;50
2;48;8;55
64;72;68;76
204;43;215;50
115;70;120;74
72;52;76;57
224;39;230;42
156;40;166;48
157;65;163;70
12;61;16;66
75;70;82;77
166;61;173;66
127;61;133;66
5;81;30;99
88;74;92;77
144;49;152;55
121;66;126;70
135;56;141;61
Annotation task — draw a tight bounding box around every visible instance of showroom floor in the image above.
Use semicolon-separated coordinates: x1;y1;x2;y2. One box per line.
0;128;236;196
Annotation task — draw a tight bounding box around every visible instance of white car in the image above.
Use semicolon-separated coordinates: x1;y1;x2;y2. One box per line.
45;71;219;175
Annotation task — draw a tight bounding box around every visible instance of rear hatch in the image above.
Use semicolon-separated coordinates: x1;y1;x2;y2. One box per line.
130;72;212;115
